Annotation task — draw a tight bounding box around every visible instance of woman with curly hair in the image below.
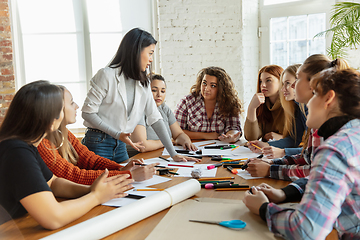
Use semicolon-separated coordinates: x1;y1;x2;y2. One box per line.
174;66;243;143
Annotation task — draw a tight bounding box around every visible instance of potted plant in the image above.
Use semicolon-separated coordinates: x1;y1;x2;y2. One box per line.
315;2;360;59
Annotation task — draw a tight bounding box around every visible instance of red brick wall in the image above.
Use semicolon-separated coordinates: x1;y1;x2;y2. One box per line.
0;0;15;126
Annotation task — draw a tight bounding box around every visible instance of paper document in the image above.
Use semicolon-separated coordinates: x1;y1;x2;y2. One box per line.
174;164;217;178
237;169;264;180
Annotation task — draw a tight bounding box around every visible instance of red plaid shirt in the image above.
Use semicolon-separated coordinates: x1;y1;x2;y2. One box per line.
174;94;241;134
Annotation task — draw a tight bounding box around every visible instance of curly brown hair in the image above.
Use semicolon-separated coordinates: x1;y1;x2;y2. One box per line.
190;66;243;117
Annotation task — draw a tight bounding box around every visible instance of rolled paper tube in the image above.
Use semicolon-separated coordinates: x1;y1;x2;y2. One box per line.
41;179;201;240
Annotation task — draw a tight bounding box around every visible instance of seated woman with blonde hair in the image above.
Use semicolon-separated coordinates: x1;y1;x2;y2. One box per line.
38;86;158;185
174;66;243;143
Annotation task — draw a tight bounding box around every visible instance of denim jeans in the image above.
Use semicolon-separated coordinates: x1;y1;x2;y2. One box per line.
81;128;129;163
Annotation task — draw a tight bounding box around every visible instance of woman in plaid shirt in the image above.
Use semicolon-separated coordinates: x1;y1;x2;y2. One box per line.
244;68;360;240
174;66;243;143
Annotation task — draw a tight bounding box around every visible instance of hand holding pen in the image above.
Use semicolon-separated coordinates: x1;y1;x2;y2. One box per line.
130;162;159;181
246;140;266;153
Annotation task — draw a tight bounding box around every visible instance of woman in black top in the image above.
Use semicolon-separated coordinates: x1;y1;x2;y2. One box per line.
0;81;133;229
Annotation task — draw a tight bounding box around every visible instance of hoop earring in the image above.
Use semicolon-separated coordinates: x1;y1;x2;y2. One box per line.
42;129;64;150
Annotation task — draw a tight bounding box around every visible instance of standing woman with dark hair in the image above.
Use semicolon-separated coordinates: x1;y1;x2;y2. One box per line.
174;66;243;143
81;28;198;163
0;81;133;229
244;65;285;142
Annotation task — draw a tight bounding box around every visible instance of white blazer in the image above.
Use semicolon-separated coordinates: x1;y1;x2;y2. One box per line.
82;67;162;135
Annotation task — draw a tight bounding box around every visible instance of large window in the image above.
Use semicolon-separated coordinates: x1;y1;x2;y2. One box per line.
260;0;335;68
270;13;326;68
11;0;153;129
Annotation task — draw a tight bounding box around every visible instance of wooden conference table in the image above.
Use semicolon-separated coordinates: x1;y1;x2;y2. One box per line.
0;148;338;240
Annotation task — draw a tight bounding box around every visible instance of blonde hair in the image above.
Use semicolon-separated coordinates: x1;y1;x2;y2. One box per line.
279;64;302;140
46;86;79;165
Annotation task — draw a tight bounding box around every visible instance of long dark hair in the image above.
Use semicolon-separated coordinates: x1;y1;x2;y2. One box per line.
0;80;63;144
109;28;157;87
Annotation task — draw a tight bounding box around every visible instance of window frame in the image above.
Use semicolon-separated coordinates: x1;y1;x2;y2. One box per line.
259;0;336;67
9;0;157;130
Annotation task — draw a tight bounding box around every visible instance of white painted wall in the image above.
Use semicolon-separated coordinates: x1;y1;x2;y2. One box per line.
155;0;260;126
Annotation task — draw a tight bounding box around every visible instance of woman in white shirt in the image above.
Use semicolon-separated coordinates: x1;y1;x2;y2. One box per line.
81;28;198;163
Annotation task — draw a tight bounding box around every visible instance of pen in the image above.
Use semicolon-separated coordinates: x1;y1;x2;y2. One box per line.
231;146;240;151
168;164;194;168
125;194;145;199
223;164;245;168
205;183;250;189
215;188;251;191
137;163;168;168
168;171;179;175
251;143;262;150
134;189;165;191
158;156;170;162
220;158;247;163
241;163;248;170
197;177;234;181
241;154;263;170
207;163;223;170
135;163;147;166
226;166;238;174
204;144;235;149
198;180;232;184
198;142;216;147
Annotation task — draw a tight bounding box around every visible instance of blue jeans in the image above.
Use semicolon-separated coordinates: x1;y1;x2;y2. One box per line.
81;128;129;163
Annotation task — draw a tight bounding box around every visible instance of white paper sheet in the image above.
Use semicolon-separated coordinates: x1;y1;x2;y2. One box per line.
201;145;260;158
41;179;201;240
102;188;160;207
174;164;217;177
131;175;171;189
237;169;264;180
143;157;195;167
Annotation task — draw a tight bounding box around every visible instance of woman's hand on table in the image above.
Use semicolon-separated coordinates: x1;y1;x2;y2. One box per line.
91;170;134;204
172;154;201;162
243;187;269;215
261;146;285;159
182;141;198;151
119;132;145;151
218;131;241;143
256;183;286;203
246;159;271;177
